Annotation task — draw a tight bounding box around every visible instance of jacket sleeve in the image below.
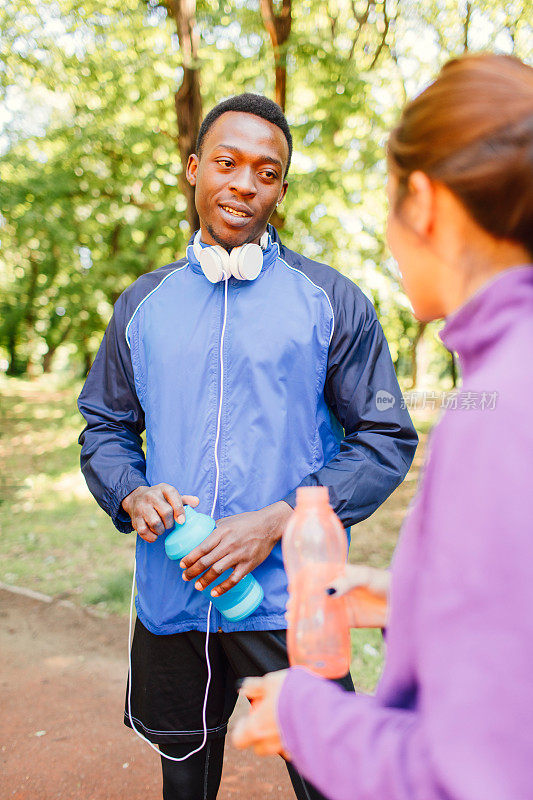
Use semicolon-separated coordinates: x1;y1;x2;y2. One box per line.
283;286;417;526
77;292;148;533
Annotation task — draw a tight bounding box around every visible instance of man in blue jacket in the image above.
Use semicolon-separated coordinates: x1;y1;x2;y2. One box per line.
78;93;417;800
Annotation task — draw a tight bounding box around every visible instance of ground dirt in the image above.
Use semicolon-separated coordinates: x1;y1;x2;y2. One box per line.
0;587;293;799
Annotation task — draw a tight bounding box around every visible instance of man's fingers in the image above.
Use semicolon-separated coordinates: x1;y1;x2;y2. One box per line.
192;557;239;593
182;543;227;582
159;484;187;524
180;530;223;571
151;496;176;531
143;508;168;536
209;563;247;596
134;519;158;543
181;494;200;508
183;546;228;589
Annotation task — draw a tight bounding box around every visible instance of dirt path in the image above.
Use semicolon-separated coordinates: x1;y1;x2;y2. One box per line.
0;587;293;799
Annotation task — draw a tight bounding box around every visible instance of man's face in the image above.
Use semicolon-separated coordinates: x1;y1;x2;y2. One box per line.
186;111;289;250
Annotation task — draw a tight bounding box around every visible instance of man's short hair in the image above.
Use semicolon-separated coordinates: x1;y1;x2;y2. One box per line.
196;93;292;177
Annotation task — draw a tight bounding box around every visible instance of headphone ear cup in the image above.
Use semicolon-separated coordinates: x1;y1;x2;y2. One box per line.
233;243;263;281
199;246;229;283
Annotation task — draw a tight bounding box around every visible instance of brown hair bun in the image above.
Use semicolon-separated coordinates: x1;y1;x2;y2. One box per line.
388;53;533;257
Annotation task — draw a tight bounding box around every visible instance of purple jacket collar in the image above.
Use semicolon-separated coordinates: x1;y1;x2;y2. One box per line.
440;265;533;377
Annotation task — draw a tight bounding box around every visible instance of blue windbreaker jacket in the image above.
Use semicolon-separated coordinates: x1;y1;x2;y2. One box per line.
78;226;417;634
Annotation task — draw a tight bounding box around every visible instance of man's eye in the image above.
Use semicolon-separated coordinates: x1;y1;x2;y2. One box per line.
217;159;233;168
262;170;277;179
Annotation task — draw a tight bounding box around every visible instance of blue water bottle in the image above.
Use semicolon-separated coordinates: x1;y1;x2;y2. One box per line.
164;506;264;622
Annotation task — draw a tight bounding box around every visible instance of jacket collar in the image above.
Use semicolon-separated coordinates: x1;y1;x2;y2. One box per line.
440;264;533;377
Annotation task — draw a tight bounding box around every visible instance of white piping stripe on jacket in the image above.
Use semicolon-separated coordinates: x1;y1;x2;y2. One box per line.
125;264;188;349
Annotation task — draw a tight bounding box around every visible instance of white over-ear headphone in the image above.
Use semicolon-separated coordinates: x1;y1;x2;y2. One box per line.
193;230;269;284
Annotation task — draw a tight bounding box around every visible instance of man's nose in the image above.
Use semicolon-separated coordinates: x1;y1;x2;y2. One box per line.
229;167;257;197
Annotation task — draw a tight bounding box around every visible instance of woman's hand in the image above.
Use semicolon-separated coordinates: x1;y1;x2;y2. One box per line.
328;564;390;628
232;670;291;759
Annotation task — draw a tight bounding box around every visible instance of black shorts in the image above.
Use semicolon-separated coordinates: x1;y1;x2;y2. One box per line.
125;618;354;744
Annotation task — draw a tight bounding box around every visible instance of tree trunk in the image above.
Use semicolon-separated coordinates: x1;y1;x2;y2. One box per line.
23;255;40;329
260;0;292;111
450;350;458;388
79;334;93;378
166;0;202;233
261;0;292;233
42;319;73;373
409;321;427;389
5;326;21;376
463;1;472;52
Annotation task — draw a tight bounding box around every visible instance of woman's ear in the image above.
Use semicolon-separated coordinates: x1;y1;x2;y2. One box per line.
404;170;435;239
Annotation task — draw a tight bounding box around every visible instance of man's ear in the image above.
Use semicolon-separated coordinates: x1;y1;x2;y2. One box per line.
186;154;199;187
404;171;435;239
277;180;289;206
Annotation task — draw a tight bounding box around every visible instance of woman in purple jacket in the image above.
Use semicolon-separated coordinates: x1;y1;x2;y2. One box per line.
232;53;533;800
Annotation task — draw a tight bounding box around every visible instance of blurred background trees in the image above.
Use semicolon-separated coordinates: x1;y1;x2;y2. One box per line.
1;0;531;382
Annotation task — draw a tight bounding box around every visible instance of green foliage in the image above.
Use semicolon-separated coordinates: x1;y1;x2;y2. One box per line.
83;568;134;611
1;0;532;378
0;373;135;606
350;628;385;693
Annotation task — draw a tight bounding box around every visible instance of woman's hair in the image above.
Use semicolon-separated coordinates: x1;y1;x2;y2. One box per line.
388;53;533;256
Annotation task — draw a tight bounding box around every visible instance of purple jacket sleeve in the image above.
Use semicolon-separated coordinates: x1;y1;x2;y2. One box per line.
278;419;533;800
78;293;149;533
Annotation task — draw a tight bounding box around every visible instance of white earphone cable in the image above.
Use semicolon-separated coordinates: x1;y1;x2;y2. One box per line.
127;272;229;761
126;561;213;761
210;272;228;518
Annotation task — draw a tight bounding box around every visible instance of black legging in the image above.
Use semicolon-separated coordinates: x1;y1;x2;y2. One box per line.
160;737;329;800
160;739;226;800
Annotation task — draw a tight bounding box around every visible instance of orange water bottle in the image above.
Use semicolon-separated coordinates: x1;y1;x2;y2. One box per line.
283;486;351;678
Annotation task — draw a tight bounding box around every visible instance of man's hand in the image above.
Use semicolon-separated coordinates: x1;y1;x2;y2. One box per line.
121;484;199;543
180;501;292;596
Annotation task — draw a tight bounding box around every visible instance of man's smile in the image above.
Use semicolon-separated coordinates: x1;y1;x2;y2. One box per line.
218;202;254;228
220;205;250;217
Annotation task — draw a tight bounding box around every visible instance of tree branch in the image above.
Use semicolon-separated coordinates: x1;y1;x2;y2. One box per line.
369;0;390;69
348;0;373;60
